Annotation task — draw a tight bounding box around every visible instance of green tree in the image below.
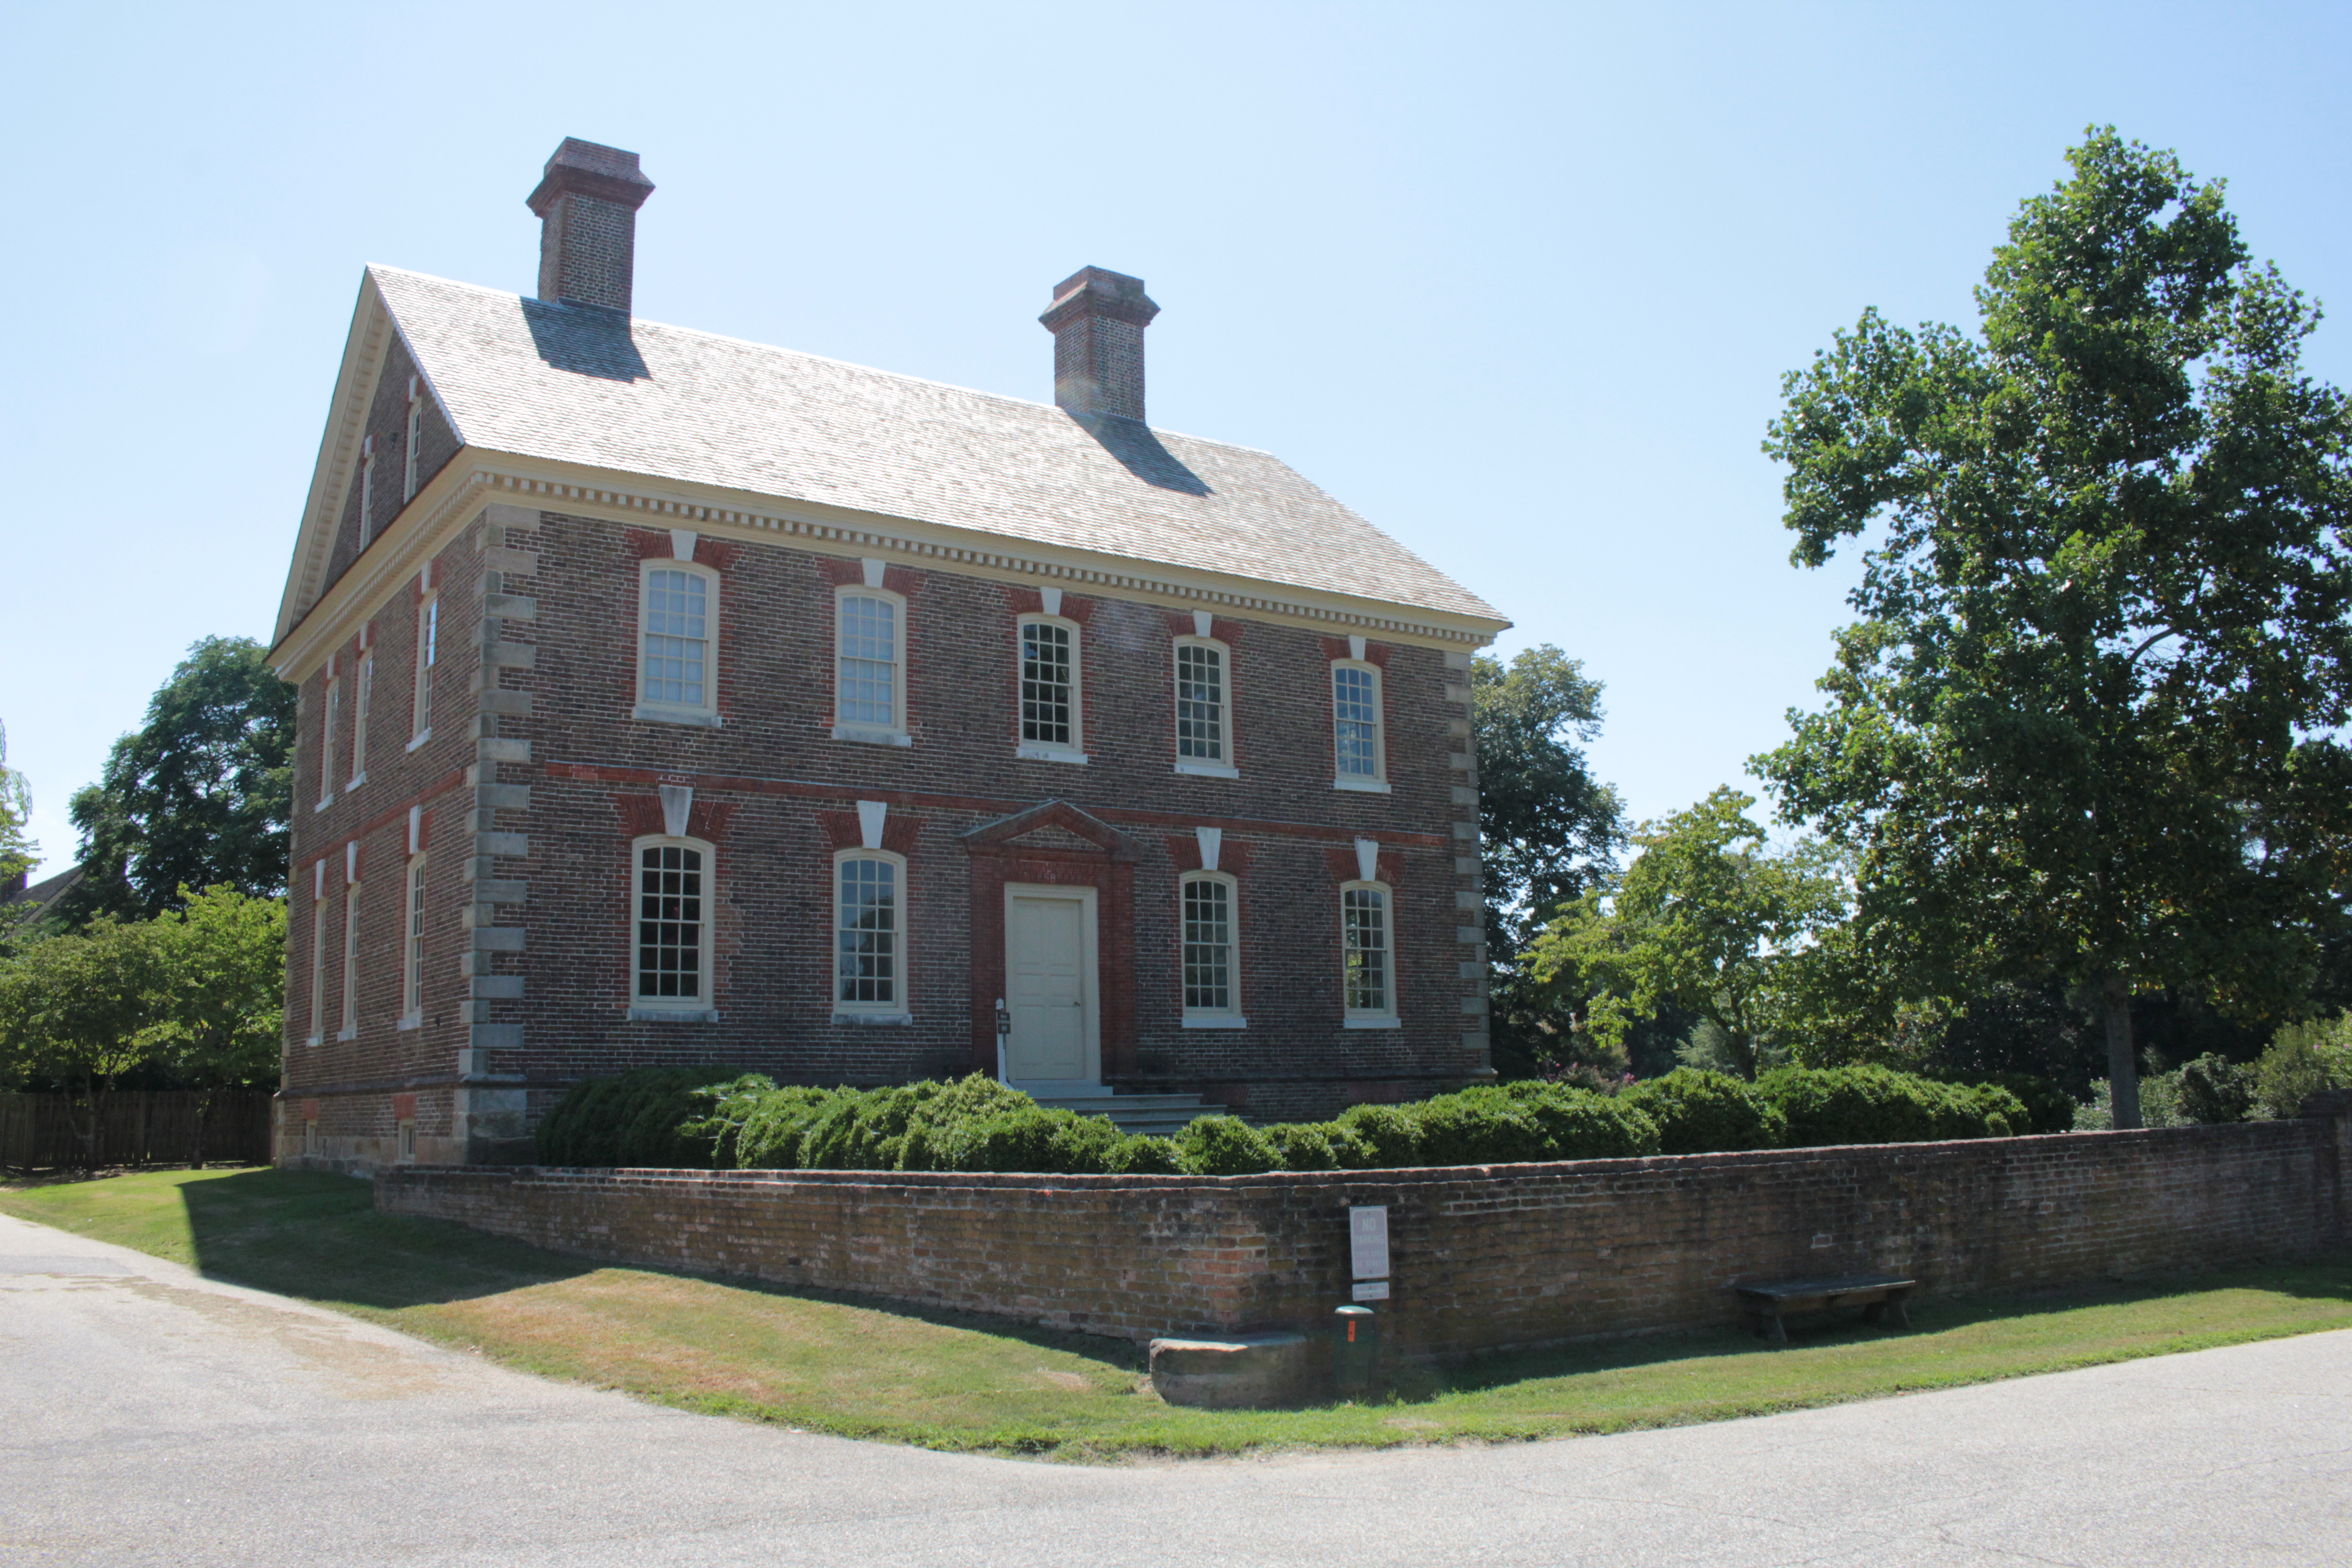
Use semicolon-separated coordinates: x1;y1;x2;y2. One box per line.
59;637;296;924
1529;787;1850;1079
1758;129;2352;1127
0;720;36;894
1472;645;1627;1072
0;918;166;1169
146;886;286;1166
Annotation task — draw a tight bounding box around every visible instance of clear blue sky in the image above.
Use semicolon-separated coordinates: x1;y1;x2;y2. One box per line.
5;2;2347;878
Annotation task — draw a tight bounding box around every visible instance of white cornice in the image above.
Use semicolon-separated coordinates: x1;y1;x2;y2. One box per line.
273;451;1509;681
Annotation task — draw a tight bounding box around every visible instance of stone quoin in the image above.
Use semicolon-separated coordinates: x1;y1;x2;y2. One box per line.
272;137;1511;1167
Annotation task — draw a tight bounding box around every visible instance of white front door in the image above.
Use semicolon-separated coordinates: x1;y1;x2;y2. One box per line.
1005;887;1098;1085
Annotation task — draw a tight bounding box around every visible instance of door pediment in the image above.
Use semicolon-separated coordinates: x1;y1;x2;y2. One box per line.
960;799;1140;862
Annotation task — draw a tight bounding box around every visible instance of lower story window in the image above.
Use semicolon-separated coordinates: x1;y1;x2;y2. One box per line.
636;840;707;1001
836;853;902;1009
1182;876;1235;1014
1342;883;1392;1017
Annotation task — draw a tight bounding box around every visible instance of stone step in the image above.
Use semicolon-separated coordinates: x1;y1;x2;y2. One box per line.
1030;1092;1220;1137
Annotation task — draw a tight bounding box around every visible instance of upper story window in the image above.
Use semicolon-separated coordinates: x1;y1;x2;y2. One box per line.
1174;638;1237;778
833;587;908;744
316;676;339;812
411;594;437;744
1332;660;1389;792
347;653;372;790
834;850;908;1019
1341;882;1397;1025
402;377;423;500
1016;615;1085;762
1180;872;1245;1026
632;837;712;1010
358;436;376;550
635;560;720;725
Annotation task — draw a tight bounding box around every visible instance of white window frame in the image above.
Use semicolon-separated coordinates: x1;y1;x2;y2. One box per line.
632;559;722;726
306;883;327;1046
1340;880;1400;1027
338;884;361;1040
832;848;911;1023
1331;659;1390;793
399;853;426;1028
347;652;372;791
1179;870;1245;1027
831;585;910;745
409;594;437;749
1015;613;1087;763
358;436;375;550
1172;637;1239;778
628;834;718;1019
316;676;339;812
403;377;423;500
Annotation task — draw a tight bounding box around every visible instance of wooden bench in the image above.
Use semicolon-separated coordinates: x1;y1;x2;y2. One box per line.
1735;1273;1916;1345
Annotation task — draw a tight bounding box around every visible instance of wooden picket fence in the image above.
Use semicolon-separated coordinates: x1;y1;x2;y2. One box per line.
0;1090;274;1172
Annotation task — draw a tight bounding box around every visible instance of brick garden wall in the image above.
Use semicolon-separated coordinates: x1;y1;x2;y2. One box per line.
378;1116;2350;1357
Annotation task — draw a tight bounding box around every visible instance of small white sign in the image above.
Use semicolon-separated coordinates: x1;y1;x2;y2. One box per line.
1349;1205;1390;1280
1352;1279;1391;1302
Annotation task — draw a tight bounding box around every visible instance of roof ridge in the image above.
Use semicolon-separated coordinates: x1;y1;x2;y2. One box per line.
363;264;1280;460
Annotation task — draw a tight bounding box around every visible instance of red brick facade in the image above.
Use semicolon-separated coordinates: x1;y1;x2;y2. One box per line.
376;1115;2352;1355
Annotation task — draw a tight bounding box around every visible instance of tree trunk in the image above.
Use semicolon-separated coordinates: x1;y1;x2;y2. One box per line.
2101;974;2141;1130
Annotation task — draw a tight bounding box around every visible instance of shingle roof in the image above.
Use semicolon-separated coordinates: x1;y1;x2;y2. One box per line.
370;266;1504;627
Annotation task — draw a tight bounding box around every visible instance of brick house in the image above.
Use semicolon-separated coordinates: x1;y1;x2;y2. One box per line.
270;139;1510;1167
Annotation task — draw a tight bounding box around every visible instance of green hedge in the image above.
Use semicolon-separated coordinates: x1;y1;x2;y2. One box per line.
538;1063;2038;1175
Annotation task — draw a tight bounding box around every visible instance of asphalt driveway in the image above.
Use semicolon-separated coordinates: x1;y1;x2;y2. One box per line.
1;1208;2344;1566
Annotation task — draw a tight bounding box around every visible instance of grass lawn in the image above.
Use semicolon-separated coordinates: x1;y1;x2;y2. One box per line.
6;1166;2349;1460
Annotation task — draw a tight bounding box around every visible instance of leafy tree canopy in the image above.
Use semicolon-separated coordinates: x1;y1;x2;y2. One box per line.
1756;129;2352;1126
58;637;295;925
0;720;35;893
1529;787;1849;1080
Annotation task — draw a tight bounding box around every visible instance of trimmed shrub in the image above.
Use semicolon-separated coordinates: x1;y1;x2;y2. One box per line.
2176;1054;2256;1125
1952;1072;2074;1136
1331;1103;1423;1167
1263;1122;1342;1171
1757;1064;2023;1147
534;1066;734;1168
1618;1069;1785;1154
1414;1086;1554;1165
1175;1115;1284;1175
1103;1133;1186;1174
2253;1014;2352;1119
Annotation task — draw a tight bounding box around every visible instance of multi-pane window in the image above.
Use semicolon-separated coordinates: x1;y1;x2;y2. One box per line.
835;854;902;1009
1333;663;1384;782
836;593;899;730
1175;642;1227;764
635;842;706;1001
403;378;423;499
640;567;711;710
1181;876;1237;1015
349;654;372;787
340;885;361;1036
412;596;437;740
318;679;339;808
1342;884;1392;1016
1019;619;1076;747
308;885;327;1043
402;855;426;1019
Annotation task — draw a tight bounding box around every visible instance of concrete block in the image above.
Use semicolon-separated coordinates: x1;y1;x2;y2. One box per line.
484;592;539;620
1149;1331;1314;1408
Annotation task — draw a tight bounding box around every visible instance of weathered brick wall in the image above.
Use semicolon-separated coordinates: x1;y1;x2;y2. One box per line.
378;1117;2349;1356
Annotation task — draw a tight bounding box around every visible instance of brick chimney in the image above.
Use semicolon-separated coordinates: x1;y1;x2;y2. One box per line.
526;138;655;314
1040;267;1160;422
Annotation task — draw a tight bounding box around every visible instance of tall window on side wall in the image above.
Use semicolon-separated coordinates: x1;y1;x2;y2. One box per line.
307;876;327;1045
402;377;423;500
1017;614;1084;760
833;587;907;743
317;675;339;811
1341;882;1397;1025
348;652;372;789
1331;661;1387;790
1180;872;1244;1026
833;850;908;1019
358;436;375;550
412;593;437;743
636;560;720;724
632;837;712;1011
1174;637;1236;777
339;881;362;1039
401;854;426;1024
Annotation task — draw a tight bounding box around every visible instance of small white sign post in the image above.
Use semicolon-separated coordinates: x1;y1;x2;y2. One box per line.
1349;1205;1390;1301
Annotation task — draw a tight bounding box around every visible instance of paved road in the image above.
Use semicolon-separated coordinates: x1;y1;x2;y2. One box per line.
2;1210;2346;1567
